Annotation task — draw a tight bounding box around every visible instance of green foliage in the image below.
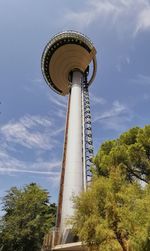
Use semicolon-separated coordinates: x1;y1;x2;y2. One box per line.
71;125;150;250
71;168;150;251
0;183;56;251
94;126;150;183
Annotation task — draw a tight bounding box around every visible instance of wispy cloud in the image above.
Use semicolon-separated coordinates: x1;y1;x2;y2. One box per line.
130;74;150;85
49;94;67;109
135;7;150;34
93;100;132;131
0;148;61;176
90;93;106;105
116;56;130;72
65;0;120;28
0;115;63;151
31;78;43;83
0;168;60;176
93;100;127;122
48;93;67;119
64;0;150;35
20;115;52;128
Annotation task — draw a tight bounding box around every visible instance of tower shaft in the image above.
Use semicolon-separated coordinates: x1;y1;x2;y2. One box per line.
60;71;83;242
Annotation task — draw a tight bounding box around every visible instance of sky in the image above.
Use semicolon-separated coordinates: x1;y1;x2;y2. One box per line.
0;0;150;213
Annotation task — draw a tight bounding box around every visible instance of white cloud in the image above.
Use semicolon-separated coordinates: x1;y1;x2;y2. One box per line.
90;93;106;105
65;0;120;28
130;74;150;85
93;100;127;121
49;94;67;109
0;168;59;175
0;148;61;176
31;78;42;83
116;56;131;72
48;93;67;119
20;115;52;128
64;0;150;35
0;115;63;150
93;100;132;131
135;8;150;34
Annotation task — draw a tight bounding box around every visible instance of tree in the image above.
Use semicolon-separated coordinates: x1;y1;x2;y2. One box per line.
0;183;56;251
94;126;150;183
71;126;150;250
71;168;150;251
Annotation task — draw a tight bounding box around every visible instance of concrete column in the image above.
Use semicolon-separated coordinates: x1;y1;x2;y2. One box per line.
60;71;83;240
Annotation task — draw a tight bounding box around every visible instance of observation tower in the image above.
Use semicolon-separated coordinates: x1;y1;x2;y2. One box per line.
41;31;97;249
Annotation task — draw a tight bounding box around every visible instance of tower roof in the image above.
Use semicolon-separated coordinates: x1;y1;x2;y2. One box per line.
41;31;97;95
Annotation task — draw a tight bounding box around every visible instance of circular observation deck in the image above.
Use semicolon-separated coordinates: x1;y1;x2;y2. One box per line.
41;31;97;96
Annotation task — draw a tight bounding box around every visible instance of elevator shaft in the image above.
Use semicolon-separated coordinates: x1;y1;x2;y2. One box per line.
82;74;94;188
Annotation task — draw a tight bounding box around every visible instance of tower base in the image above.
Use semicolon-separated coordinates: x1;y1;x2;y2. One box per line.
42;232;86;251
52;242;87;251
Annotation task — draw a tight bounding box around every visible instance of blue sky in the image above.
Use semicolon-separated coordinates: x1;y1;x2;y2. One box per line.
0;0;150;213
